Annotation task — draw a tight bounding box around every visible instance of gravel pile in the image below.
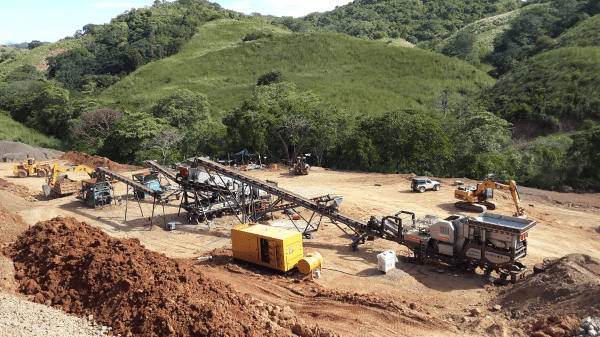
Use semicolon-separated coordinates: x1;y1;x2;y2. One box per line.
575;317;600;337
0;292;109;337
0;141;63;162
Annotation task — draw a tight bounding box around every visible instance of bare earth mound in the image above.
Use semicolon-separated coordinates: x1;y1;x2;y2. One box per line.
60;151;141;172
4;217;336;337
498;253;600;336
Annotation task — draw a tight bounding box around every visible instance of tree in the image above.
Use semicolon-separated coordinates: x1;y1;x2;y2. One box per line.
144;129;184;165
28;40;44;50
71;109;123;146
281;115;311;164
223;82;341;164
566;122;600;189
256;70;287;86
100;112;167;163
149;89;210;128
353;109;454;175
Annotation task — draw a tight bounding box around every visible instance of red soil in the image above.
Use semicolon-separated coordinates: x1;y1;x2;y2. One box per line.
4;217;337;337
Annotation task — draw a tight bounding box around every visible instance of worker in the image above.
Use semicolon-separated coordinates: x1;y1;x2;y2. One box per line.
117;194;122;206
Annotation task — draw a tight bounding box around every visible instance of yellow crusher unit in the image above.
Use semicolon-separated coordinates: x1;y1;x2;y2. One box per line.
231;223;304;272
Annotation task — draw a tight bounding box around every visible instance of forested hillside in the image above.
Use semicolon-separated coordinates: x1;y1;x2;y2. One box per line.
272;0;520;48
0;0;598;191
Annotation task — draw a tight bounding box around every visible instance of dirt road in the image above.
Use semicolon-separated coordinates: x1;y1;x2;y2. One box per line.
1;159;599;336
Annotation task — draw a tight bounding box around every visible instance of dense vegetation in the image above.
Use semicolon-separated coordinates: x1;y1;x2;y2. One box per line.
46;0;240;91
484;47;600;125
271;0;520;47
485;0;600;77
0;0;599;191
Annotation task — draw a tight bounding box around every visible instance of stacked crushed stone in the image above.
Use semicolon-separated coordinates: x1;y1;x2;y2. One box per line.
0;140;63;162
3;217;337;337
59;151;140;172
575;317;600;337
0;292;110;336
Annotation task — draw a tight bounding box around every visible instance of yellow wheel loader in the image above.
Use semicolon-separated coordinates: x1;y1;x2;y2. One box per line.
13;158;52;178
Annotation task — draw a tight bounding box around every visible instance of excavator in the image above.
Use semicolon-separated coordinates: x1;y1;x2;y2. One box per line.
454;180;525;217
43;164;96;198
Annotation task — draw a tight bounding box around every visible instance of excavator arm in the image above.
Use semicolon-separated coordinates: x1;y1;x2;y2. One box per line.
47;164;95;186
492;180;526;217
455;180;526;217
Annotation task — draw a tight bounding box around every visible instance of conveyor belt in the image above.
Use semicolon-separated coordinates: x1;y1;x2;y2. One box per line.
144;160;178;181
95;167;158;197
188;157;370;232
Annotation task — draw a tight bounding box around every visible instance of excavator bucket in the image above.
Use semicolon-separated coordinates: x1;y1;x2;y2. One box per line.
42;184;52;197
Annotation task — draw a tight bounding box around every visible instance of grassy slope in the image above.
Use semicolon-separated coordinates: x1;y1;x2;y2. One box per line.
101;19;495;116
0;114;64;150
438;4;545;70
0;39;83;81
555;13;600;48
487;46;600;122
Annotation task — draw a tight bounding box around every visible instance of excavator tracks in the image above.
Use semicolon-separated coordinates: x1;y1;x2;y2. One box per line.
454;201;498;213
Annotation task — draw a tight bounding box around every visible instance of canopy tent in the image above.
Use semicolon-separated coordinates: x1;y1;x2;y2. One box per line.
233;148;254;164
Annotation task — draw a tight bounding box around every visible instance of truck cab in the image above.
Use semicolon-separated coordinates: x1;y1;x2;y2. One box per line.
411;177;441;193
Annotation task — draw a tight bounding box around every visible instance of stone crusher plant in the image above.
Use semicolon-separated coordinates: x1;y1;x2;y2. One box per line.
184;157;537;283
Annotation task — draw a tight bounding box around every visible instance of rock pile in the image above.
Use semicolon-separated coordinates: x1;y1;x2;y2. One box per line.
4;216;336;337
0;140;63;162
575;317;600;337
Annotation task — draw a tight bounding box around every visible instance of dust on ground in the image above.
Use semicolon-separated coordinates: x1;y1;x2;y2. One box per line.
4;217;337;337
0;153;599;336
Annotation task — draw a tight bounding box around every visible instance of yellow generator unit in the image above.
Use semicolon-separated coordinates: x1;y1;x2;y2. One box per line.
231;223;304;272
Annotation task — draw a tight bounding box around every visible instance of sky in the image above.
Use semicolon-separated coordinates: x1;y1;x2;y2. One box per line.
1;0;352;45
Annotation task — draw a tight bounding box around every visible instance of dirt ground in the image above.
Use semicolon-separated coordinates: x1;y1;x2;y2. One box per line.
0;157;599;336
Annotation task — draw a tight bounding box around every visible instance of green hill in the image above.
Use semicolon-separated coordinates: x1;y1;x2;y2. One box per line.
437;4;545;70
0;113;64;150
287;0;521;44
101;19;495;116
555;13;600;48
485;46;600;125
0;39;83;81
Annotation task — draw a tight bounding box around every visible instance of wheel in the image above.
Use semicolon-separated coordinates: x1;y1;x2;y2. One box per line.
434;184;440;191
37;169;47;177
17;170;27;178
419;187;425;193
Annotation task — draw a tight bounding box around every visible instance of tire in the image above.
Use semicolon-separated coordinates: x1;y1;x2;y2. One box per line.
37;169;47;177
434;184;440;191
17;170;27;178
419;187;425;193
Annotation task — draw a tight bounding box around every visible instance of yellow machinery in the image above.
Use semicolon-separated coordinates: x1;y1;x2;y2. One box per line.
43;164;96;198
293;155;310;175
454;180;525;217
231;223;304;272
298;252;323;278
13;158;52;178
